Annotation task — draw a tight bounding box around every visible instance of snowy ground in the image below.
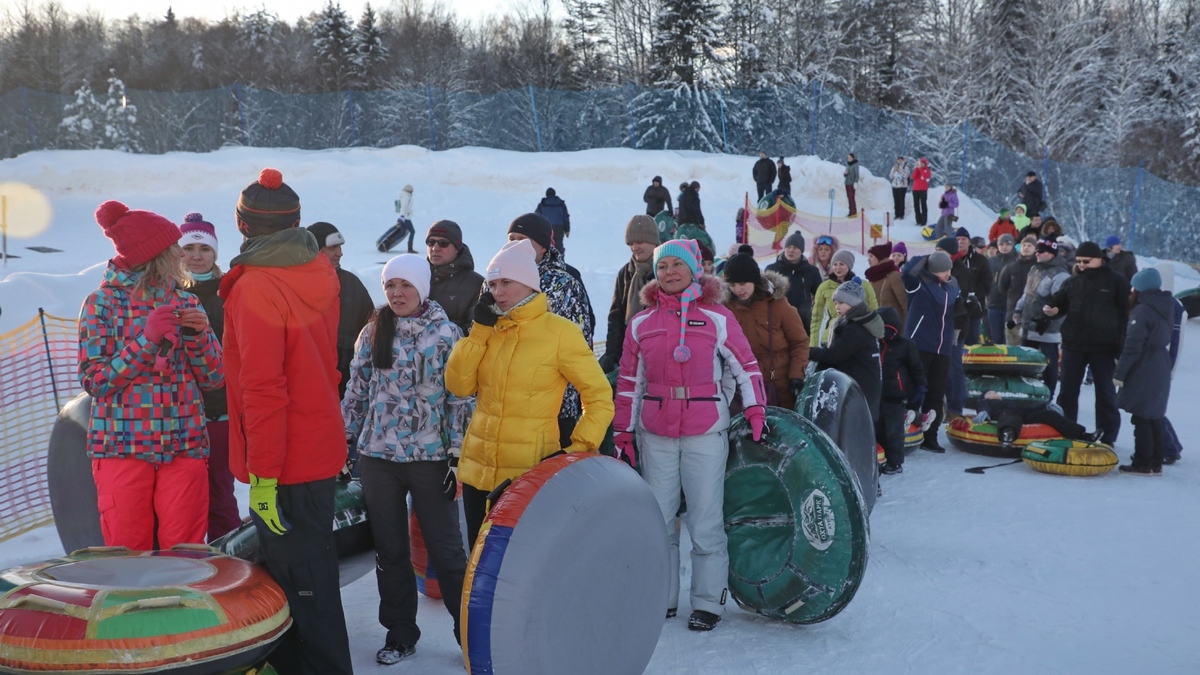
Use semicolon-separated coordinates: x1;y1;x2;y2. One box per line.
2;146;1198;673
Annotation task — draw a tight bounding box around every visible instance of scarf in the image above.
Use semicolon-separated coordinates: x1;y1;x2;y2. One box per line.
864;260;898;283
672;282;703;362
625;257;654;323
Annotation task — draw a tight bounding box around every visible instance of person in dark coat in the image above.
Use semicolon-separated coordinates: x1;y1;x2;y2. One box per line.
535;188;570;255
1115;268;1175;475
1104;235;1138;282
765;230;823;327
677;181;705;226
1041;241;1129;444
643;176;673;216
902;250;960;452
599;215;658;372
876;306;926;474
776;157;792;196
986;234;1018;344
973;391;1103;446
999;235;1037;344
753;151;777;200
1017;171;1046;217
425;220;484;336
308;221;374;400
809;279;884;423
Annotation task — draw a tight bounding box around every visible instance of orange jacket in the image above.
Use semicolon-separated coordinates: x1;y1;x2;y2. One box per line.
220;231;347;485
988;219;1019;244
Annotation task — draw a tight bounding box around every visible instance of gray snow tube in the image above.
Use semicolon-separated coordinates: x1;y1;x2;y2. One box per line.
794;369;879;514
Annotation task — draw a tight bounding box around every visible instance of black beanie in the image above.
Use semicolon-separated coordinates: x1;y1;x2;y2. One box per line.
935;236;959;256
723;245;762;285
546;187;556;197
306;221;344;249
507;213;554;251
237;168;300;235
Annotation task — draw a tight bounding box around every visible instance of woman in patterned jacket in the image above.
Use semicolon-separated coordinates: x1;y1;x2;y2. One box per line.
342;254;473;665
78;200;223;551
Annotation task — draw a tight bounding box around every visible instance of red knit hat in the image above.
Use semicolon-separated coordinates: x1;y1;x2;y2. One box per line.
95;200;182;269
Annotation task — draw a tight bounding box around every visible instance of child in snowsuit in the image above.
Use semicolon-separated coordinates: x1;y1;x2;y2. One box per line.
973;391;1103;446
876;306;927;474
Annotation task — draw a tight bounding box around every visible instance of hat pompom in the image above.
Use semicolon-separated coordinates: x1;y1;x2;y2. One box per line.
673;345;692;363
95;200;129;230
184;212;205;223
258;168;283;190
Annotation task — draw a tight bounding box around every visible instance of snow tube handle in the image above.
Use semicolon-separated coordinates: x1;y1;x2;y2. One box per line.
2;594;90;620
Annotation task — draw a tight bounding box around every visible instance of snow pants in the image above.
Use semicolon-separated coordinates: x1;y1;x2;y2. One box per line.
640;430;729;615
1023;339;1061;399
1130;415;1164;471
912;190;929;226
92;456;208;551
892;187;906;219
919;351;951;445
1058;348;1120;444
846;184;858;216
359;456;465;647
876;399;908;466
947;331;967;415
987;308;1007;345
205;420;242;541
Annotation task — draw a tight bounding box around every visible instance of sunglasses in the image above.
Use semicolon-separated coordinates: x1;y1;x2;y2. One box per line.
426;239;453;249
1076;257;1094;265
817;236;834;246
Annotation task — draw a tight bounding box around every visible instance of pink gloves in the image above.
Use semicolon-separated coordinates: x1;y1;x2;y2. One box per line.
144;305;180;344
614;431;637;468
745;405;767;442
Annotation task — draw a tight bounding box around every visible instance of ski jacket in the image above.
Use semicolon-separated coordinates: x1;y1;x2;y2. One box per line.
1106;249;1138;282
810;273;879;347
220;228;347;485
677;188;705;226
429;244;485;336
335;266;375;399
986;249;1018;309
988;218;1019;244
342;301;473;463
952;249;991;322
889;162;909;189
844;160;860;186
1115;289;1174;419
765;254;823;327
911;164;932;191
865;260;908;324
723;271;810;409
535;247;595;420
1045;266;1130;353
998;254;1035;319
79;262;224;462
601;256;655;368
643;184;673;216
777;164;792;192
939;189;959;217
877;306;926;402
753;157;777;186
395;190;413;219
809;305;885;422
535;195;570;232
446;293;613;491
188;275;227;420
614;276;766;439
901;255;960;355
1016;258;1070;343
1017;179;1045;217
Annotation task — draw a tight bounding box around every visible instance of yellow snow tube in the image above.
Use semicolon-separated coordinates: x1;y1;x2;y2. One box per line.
1021;439;1118;477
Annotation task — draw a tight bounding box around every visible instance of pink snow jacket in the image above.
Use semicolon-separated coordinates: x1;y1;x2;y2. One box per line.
614;275;767;438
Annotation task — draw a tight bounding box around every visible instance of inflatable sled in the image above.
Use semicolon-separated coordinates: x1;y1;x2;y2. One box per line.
946;416;1062;458
48;394;375;587
0;546;288;674
962;344;1047;376
1177;287;1200;319
920;225;938;241
757;192;796;210
965;374;1051;411
795;369;879;514
462;454;668;675
672;223;715;252
724;407;869;624
653;211;676;243
1021;439;1117;477
376;218;413;252
905;423;924;452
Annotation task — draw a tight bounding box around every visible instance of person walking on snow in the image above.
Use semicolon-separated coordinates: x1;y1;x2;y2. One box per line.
80;201;223;551
599;215;659;372
888;156;909;219
910;158;932;226
535;187;570;256
425;220;485;336
644;176;673;216
178;213;240;541
342;254;472;665
753;151;777;201
394;184;417;253
307;221;374;400
901;250;960;453
221;168;353;674
612;238;768;633
844;153;861;216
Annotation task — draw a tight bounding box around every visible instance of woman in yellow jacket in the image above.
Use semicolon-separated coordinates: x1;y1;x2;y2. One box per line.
810;249;878;346
447;239;614;548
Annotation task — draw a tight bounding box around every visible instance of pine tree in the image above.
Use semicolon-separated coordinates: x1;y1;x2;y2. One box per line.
650;0;727;88
312;1;356;91
59;80;105;149
351;3;388;88
101;72;142;152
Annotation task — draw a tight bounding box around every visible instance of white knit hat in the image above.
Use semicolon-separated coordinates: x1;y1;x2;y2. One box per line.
486;239;541;292
381;253;431;302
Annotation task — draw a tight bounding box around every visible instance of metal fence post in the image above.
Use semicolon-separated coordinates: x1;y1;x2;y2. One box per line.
1129;160;1144;251
960;119;968;190
528;85;543;152
346;90;358;147
426;85;437;151
626;84;638;148
901;116;911;158
38;308;62;412
718;89;728;153
234;83;247;146
809;80;820;157
19;86;38;151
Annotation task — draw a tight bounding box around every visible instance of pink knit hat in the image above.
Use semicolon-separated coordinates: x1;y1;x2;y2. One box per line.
95;200;182;269
486;239;541;292
179;212;218;256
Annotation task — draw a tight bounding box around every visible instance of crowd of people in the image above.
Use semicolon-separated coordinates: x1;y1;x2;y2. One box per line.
73;160;1181;671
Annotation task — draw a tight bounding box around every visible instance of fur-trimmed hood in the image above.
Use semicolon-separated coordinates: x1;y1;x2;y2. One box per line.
640;273;728;308
759;270;791;302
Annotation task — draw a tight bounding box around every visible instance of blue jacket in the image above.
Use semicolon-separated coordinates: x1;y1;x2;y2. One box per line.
901;255;959;355
535;195;570;231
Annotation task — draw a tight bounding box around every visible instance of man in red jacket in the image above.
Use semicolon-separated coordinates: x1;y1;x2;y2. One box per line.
219;168;352;674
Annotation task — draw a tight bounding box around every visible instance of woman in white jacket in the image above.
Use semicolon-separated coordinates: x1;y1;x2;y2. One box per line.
393;184;416;253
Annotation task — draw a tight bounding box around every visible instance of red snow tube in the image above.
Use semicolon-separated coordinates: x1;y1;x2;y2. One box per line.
946;416;1062;458
410;511;442;599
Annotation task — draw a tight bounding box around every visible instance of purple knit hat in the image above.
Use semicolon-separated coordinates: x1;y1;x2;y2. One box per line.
653;239;704;362
180;212;218;256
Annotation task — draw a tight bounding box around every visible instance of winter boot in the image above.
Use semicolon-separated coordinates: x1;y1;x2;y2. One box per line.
880;461;904;475
666;607;677;619
1119;464;1161;476
920;410;937;431
376;643;415;665
904;409;917;429
688;610;720;631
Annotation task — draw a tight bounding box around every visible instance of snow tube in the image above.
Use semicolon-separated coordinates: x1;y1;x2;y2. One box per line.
1177;287;1200;319
596;370;620;460
904;424;924;452
462;454;668;675
411;510;442;599
1021;439;1118;477
653;211;676;243
724;407;869;624
211;478;375;588
946;416;1062;458
673;223;715;253
962;344;1047;376
965;374;1051;411
920;226;938;241
794;369;878;514
0;546;289;674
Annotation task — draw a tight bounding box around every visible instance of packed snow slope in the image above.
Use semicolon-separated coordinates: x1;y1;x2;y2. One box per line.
1;146;1198;673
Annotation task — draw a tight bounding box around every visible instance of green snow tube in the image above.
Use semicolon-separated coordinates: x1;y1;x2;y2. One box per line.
965;374;1051;411
673;223;715;253
724;408;869;624
962;344;1047;376
653;211;676;243
1176;287;1200;319
794;369;878;514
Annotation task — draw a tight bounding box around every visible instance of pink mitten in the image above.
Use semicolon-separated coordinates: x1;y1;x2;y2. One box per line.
745;405;768;442
614;431;637;468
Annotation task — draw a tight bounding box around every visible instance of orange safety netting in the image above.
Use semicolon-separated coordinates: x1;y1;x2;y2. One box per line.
0;311;80;542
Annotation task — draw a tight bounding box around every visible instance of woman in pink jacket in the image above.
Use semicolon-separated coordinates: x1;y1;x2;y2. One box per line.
613;239;767;633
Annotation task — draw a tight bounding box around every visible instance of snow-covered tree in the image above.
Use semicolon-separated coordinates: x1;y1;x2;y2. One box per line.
59;80;105;149
101;73;142;152
351;4;388;88
312;1;356;91
650;0;727;88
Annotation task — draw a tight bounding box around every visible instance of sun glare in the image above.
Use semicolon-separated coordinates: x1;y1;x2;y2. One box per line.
0;183;53;239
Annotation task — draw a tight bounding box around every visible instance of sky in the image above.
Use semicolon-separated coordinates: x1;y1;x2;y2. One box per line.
43;0;542;23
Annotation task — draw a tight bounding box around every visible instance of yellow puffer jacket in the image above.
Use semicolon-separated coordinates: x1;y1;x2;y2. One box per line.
446;293;614;491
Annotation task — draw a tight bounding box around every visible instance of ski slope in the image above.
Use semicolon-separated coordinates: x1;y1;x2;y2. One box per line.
1;146;1198;674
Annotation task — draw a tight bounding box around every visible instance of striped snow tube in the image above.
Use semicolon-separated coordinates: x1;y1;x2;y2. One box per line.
461;454;668;675
962;344;1047;376
965;374;1052;411
946;416;1062;458
410;511;442;599
0;546;288;674
1022;439;1118;477
905;424;924;451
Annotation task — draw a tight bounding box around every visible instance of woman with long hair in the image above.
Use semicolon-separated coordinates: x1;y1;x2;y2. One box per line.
808;233;840;276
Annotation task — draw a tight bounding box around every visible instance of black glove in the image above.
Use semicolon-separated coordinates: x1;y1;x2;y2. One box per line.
598;353;619;373
790;378;804;401
442;456;459;500
473;292;499;327
1006;319;1016;330
1033;316;1051;333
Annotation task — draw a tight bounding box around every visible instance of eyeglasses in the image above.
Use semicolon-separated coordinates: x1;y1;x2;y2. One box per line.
1076;257;1094;265
426;239;453;249
817;236;834;246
